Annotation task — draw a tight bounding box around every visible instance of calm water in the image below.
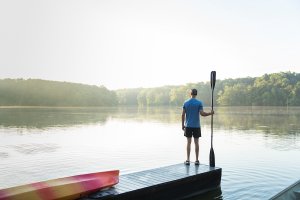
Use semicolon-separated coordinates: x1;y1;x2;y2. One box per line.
0;106;299;199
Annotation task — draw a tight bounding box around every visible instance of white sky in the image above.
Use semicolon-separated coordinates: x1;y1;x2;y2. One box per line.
0;0;299;89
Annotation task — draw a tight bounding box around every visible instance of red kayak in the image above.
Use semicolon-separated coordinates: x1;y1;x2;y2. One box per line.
0;170;119;200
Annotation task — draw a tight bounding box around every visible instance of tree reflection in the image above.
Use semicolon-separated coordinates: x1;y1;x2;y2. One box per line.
1;106;300;138
0;107;112;129
212;107;300;136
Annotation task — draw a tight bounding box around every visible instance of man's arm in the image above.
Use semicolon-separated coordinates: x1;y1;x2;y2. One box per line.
181;108;186;130
200;110;214;117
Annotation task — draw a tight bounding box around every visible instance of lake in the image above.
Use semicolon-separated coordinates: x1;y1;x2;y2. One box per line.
0;106;299;199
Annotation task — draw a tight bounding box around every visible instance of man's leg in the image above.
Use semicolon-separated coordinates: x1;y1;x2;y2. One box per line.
194;137;199;162
186;137;192;161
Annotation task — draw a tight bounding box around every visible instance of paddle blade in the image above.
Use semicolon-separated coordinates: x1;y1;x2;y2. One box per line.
209;147;215;167
210;71;216;89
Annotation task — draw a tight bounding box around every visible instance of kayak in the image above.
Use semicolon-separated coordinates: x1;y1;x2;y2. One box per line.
0;170;119;200
270;180;300;200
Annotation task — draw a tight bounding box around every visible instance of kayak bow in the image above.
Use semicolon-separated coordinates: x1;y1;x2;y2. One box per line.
0;170;119;200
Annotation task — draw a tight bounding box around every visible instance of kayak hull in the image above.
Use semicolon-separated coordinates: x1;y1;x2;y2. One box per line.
270;180;300;200
0;170;119;200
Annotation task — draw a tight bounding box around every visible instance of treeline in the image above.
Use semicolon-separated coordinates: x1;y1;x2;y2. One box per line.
217;72;300;106
0;72;299;107
117;72;300;106
0;79;117;106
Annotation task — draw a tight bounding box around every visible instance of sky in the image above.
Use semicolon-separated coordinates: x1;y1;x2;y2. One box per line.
0;0;299;89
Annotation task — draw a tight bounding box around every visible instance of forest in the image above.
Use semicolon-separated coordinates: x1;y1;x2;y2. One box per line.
0;79;117;106
0;72;299;107
116;71;300;107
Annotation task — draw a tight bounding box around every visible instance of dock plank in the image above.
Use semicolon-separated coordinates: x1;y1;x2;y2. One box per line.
81;163;222;200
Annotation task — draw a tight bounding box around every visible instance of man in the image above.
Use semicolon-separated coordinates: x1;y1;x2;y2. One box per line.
181;89;214;165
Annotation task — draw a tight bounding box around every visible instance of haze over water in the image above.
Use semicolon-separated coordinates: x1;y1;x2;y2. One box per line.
0;106;299;199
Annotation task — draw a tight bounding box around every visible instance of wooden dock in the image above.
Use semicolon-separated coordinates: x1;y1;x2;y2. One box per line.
80;163;222;200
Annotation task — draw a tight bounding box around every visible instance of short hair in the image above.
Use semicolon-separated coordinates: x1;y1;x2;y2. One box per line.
191;89;197;95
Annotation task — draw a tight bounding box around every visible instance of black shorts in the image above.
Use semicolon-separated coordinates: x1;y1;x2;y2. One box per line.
184;127;201;138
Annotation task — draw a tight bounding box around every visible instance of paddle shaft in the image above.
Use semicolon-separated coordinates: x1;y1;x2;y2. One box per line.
209;71;216;167
211;87;214;147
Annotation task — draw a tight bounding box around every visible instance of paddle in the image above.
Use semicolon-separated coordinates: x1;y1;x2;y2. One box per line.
210;71;216;167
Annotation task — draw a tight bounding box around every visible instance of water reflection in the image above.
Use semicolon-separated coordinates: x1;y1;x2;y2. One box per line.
9;143;60;155
187;187;223;200
1;106;300;138
113;106;181;123
114;107;300;136
0;107;111;129
0;152;9;158
214;107;300;136
0;106;299;198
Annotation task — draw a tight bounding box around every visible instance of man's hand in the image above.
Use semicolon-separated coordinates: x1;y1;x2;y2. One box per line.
182;125;185;131
200;110;214;117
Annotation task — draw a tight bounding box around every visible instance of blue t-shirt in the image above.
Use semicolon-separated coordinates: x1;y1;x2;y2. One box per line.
183;98;203;128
